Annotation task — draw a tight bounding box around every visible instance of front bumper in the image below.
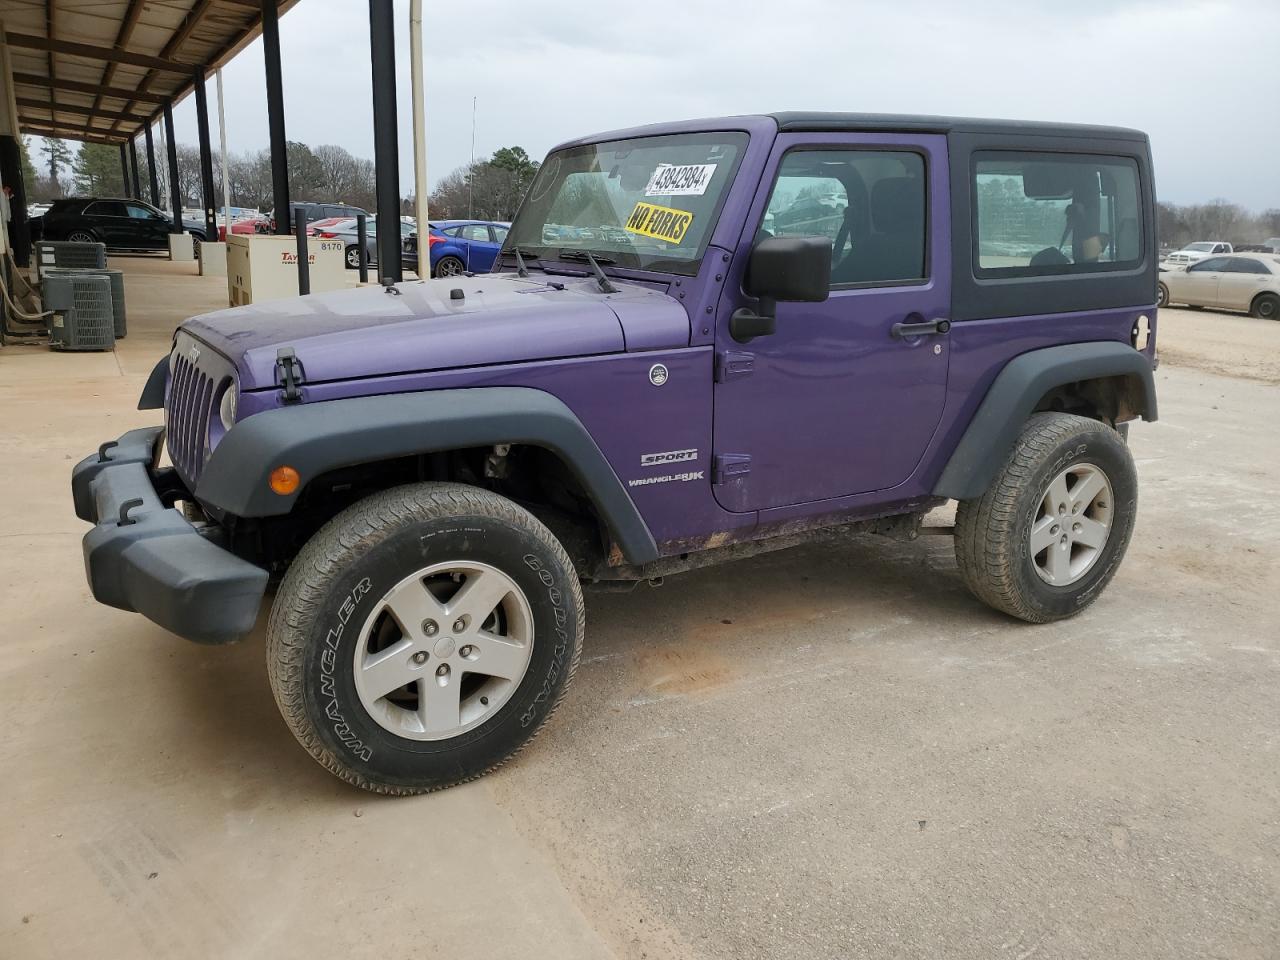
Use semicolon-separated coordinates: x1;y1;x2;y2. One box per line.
71;426;269;644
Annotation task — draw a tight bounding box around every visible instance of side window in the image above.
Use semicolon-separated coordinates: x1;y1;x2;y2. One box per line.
125;203;155;219
974;153;1143;276
460;224;492;242
762;149;927;287
1189;257;1228;272
492;225;510;243
88;201;126;218
442;226;462;237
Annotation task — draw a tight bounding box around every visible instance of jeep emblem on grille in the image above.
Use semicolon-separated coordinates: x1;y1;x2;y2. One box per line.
189;345;201;364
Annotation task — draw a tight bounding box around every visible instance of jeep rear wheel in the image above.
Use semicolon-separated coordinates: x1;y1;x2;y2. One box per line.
954;413;1137;622
267;482;584;794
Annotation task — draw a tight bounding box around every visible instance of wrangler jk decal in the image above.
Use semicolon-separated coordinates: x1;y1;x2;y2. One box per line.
628;471;704;487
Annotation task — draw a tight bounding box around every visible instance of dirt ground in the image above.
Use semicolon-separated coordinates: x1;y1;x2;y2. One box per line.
1;261;1277;959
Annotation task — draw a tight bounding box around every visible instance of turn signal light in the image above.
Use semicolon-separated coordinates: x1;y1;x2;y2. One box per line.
269;465;300;495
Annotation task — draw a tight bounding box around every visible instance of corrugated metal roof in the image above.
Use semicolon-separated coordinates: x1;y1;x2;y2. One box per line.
3;0;299;144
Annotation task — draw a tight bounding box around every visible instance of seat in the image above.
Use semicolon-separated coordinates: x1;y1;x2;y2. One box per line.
838;177;924;284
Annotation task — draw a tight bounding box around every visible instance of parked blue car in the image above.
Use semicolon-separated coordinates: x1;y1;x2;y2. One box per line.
422;220;510;277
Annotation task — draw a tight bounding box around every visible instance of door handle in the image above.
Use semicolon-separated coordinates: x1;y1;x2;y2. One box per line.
890;317;951;339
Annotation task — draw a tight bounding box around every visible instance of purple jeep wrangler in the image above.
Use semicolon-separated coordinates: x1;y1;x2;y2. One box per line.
72;114;1158;793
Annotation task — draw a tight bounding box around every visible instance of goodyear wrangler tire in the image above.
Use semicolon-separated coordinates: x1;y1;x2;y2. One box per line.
954;413;1137;623
267;482;584;795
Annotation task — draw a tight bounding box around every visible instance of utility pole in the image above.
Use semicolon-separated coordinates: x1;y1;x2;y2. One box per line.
216;67;231;233
409;0;429;239
468;96;476;219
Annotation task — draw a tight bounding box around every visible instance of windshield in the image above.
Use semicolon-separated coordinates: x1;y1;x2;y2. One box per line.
1184;242;1215;252
506;132;748;276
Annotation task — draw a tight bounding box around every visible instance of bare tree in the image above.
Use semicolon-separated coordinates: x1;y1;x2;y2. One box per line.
174;144;203;206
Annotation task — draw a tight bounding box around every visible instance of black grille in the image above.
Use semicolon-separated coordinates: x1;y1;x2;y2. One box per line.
167;350;215;481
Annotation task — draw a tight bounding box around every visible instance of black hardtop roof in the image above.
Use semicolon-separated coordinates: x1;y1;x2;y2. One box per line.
769;112;1147;142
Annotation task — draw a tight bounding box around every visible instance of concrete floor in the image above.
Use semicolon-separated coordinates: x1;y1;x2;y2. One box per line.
2;259;1277;959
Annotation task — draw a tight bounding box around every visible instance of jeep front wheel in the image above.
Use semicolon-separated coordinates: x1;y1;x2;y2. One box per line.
954;413;1137;622
267;482;584;794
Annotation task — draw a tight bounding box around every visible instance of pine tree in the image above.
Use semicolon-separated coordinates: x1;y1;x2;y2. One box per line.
19;136;39;191
73;143;125;196
39;138;74;182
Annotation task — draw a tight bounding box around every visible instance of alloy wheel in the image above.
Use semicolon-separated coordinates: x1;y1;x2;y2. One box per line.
1029;463;1114;586
352;560;534;741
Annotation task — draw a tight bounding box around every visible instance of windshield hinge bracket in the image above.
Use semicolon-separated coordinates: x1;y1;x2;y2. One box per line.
712;453;752;485
714;351;755;383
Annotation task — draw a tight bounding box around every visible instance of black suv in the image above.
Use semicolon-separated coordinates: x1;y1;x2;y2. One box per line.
32;198;208;251
269;202;370;232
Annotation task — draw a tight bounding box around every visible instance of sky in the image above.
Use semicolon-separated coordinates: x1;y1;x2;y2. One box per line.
155;0;1278;210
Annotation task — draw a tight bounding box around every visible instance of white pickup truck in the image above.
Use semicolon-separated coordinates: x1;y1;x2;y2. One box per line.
1163;241;1233;268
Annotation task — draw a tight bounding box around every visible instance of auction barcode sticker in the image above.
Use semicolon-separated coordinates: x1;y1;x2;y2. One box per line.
645;163;717;197
625;202;694;244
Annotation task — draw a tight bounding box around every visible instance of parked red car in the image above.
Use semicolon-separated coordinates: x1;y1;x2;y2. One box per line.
217;214;269;241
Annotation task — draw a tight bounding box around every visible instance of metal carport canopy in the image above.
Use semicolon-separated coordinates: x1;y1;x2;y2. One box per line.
3;0;300;145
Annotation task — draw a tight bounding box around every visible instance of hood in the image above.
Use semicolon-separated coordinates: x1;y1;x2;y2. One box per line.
182;273;690;391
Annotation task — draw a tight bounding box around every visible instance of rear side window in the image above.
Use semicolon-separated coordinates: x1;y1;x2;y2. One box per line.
974;153;1143;277
1225;258;1269;274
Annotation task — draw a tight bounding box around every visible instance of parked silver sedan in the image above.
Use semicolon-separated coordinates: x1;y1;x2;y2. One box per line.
1158;253;1280;320
314;217;416;270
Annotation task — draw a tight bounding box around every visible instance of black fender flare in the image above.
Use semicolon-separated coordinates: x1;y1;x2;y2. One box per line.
138;354;169;410
932;341;1157;502
195;387;660;564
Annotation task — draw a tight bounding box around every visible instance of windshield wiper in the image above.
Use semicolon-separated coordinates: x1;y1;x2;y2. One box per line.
511;245;531;278
558;249;618;293
498;246;546;278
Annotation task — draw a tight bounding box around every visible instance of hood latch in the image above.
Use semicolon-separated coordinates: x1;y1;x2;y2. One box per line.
275;347;305;403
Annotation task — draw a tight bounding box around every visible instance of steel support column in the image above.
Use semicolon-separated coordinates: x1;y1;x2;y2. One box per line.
163;103;182;233
261;0;290;235
193;70;218;242
369;0;402;283
144;122;161;207
118;142;130;197
128;136;142;200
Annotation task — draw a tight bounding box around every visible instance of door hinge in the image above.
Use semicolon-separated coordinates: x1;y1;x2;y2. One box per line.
712;453;751;484
275;347;305;403
714;350;754;383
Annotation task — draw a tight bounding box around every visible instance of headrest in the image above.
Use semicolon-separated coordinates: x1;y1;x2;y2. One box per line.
871;178;923;236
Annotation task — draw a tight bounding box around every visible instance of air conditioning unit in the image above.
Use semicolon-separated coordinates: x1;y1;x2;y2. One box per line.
34;240;107;279
42;267;127;339
43;274;116;351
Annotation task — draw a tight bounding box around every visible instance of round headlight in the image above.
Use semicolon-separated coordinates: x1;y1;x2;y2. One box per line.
219;383;238;431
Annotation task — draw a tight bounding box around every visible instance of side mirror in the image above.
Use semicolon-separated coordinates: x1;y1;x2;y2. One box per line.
731;235;831;342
